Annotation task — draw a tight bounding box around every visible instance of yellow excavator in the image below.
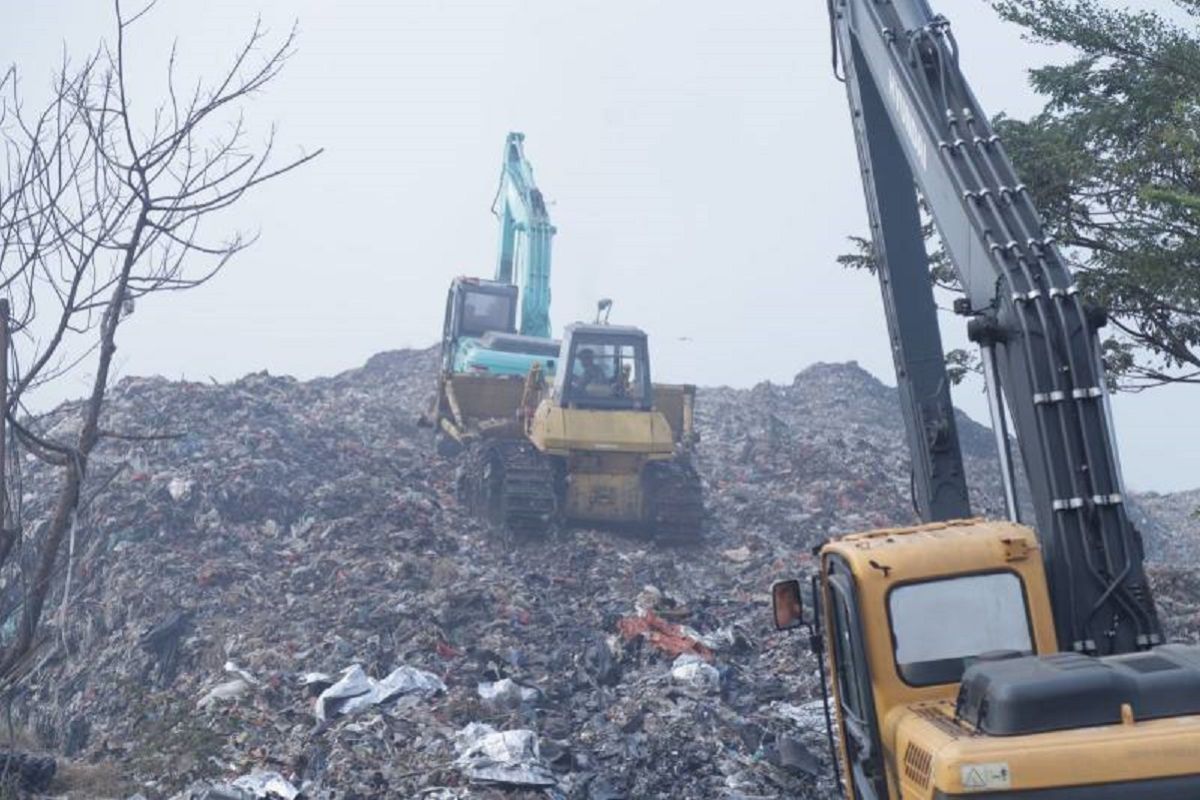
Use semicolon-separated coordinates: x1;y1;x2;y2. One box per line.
771;2;1200;798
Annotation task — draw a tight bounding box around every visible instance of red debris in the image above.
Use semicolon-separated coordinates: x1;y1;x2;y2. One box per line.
617;610;713;662
435;640;462;660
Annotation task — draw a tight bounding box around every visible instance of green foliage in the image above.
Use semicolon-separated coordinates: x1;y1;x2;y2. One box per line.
841;1;1200;390
839;199;959;290
945;347;982;386
837;234;877;274
990;0;1200;389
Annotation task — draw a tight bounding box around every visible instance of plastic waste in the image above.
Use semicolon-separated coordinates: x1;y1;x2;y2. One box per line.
231;770;300;799
671;653;721;693
315;663;445;721
197;678;252;709
453;722;556;787
477;678;540;709
617;610;714;661
167;477;194;501
168;771;298;800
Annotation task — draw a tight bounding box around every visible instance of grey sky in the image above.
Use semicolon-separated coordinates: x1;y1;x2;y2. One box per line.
9;1;1197;492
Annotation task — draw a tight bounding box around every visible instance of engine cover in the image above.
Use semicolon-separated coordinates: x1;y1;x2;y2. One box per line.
956;644;1200;736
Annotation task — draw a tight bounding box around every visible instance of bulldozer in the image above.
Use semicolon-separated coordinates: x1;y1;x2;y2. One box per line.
439;318;703;540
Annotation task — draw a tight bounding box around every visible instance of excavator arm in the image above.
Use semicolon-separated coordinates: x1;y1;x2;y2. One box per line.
831;0;1161;654
493;132;556;339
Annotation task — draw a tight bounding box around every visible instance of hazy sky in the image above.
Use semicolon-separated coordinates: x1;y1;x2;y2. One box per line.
9;1;1197;492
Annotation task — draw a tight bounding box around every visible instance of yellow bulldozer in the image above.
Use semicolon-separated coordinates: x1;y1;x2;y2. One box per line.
432;321;704;540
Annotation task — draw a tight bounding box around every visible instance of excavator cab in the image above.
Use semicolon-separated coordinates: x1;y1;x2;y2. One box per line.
441;278;559;378
777;521;1200;799
440;278;517;367
553;323;653;410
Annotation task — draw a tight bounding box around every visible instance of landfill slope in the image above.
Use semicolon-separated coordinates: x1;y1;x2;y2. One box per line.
9;349;1198;799
1129;488;1200;564
694;361;1013;544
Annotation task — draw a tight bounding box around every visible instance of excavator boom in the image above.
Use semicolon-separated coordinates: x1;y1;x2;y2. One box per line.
771;5;1200;798
832;0;1159;655
493;132;555;339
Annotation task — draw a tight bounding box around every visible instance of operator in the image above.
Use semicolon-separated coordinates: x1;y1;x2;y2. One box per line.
575;348;609;391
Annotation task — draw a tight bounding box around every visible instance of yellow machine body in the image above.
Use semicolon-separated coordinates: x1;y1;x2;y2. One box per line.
559;453;645;523
891;700;1200;798
528;404;678;456
525;393;684;524
819;519;1200;798
434;365;699;528
433;373;527;441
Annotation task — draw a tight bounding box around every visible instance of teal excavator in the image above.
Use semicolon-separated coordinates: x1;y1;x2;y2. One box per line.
439;132;559;380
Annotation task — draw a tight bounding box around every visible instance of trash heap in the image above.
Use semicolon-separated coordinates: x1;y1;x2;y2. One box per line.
693;361;1014;543
1130;488;1200;565
5;349;1197;799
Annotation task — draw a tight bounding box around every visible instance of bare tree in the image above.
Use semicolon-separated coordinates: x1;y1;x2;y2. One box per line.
0;0;319;681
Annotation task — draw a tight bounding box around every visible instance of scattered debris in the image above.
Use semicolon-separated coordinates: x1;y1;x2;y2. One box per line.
0;751;56;792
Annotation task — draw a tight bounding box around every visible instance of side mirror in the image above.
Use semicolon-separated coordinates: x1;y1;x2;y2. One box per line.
771;579;805;631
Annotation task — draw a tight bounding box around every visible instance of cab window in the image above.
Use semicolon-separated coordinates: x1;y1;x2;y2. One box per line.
564;337;650;408
830;581;867;721
460;291;514;336
888;572;1033;686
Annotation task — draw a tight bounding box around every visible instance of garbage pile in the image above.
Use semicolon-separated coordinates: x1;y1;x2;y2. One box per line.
1130;488;1200;565
693;361;1013;545
3;350;1196;799
1151;565;1200;644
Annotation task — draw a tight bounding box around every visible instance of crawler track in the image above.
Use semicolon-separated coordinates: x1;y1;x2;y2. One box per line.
647;459;706;543
459;440;557;537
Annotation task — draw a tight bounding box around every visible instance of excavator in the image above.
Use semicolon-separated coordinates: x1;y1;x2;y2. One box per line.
771;1;1200;797
429;133;704;540
438;132;558;386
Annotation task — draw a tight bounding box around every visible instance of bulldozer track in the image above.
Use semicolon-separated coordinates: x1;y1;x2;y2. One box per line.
647;459;705;544
459;440;557;538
